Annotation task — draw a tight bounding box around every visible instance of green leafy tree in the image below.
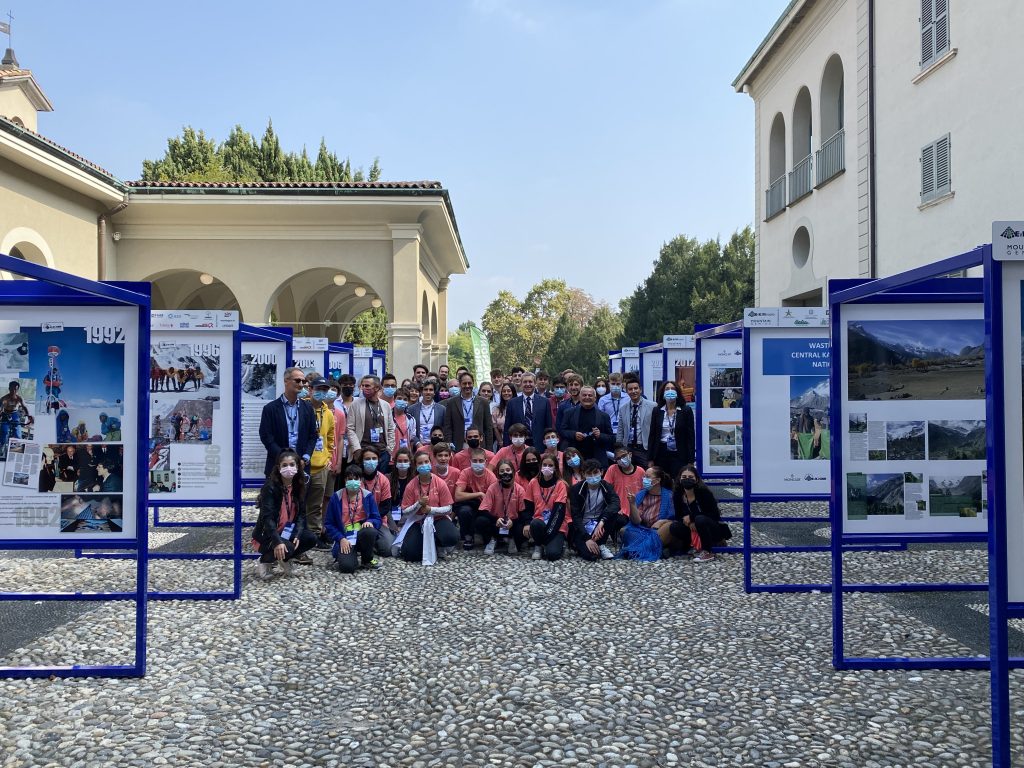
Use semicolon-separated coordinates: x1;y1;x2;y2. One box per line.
447;323;476;378
542;313;583;376
141;124;381;183
542;305;623;382
621;227;754;341
343;307;388;351
481;279;574;370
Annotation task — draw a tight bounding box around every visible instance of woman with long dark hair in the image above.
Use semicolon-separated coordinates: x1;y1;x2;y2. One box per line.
649;381;695;479
252;449;318;580
667;464;730;562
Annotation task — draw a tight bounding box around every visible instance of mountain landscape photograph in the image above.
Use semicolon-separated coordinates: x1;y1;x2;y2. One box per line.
927;420;986;460
846;319;984;401
928;474;984;517
885;420;926;460
847;472;905;519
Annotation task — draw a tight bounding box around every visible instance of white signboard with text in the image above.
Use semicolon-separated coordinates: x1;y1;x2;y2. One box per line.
240;339;286;483
698;336;743;477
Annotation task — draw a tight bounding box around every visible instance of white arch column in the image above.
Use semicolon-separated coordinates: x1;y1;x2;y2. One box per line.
436;277;450;367
389;225;424;377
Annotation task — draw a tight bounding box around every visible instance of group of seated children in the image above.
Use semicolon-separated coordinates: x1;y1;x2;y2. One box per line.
252;424;731;577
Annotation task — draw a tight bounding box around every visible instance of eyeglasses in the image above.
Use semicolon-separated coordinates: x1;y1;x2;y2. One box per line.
289;378;307;384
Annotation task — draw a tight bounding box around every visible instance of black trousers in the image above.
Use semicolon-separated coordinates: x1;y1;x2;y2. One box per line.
652;448;685;480
400;518;460;562
570;513;627;561
455;500;481;542
669;515;729;553
336;526;379;573
528;518;566;561
626;445;649;469
256;528;318;564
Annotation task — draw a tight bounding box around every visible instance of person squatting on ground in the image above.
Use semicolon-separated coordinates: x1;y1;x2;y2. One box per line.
666;465;731;562
522;453;571;561
356;445;395;557
395;450;459;563
454;448;498;550
620;466;675;561
325;464;382;573
252;449;319;580
478;458;525;555
568;459;625;561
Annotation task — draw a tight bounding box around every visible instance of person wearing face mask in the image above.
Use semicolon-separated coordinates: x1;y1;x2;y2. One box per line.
554;374;584;448
394;449;459;563
604;443;646;516
300;374;336;560
669;465;729;561
325;379;348;498
387;446;416;533
562;448;584;486
559;386;615;468
356;446;394;557
594;377;608;398
325;464;382;573
252;449;319;579
503;372;552;449
568;459;623;561
346;375;396;475
419;425;450;463
515;446;542;490
478;459;525;554
391;386;413;453
442;372;495;450
258;366;318;480
380;373;399;408
490;423;529;474
454;448;498;550
522;454;570;561
539;427;563;467
649;381;695;479
598;372;627;443
407;379;446;452
620;467;675;561
450;426;495;472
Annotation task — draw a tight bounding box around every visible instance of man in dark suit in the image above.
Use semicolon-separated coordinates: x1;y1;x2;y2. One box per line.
259;366;318;476
559;385;615;468
503;371;552;447
443;371;495;449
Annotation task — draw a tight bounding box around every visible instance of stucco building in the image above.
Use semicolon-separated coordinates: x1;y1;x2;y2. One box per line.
734;0;1023;306
0;46;467;374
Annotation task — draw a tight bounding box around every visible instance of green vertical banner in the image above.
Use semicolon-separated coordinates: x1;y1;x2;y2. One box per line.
469;324;492;379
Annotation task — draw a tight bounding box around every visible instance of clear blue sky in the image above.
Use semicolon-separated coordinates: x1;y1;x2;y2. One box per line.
12;0;788;330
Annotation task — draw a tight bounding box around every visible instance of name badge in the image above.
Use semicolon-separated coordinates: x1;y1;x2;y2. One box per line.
370;427;381;443
541;510;552;524
584;520;599;536
667;435;677;451
399;438;408;448
315;437;324;452
498;526;510;536
391;510;402;522
280;523;295;540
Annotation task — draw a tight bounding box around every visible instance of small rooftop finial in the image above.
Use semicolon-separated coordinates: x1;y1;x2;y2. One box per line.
0;10;15;69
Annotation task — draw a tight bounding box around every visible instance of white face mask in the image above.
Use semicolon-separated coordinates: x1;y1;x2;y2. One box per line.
540;466;555;478
511;437;526;447
596;386;607;396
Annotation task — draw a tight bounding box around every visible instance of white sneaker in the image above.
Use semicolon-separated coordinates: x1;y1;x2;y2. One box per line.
599;544;614;560
506;539;518;555
257;562;272;581
532;546;542;561
484;539;497;555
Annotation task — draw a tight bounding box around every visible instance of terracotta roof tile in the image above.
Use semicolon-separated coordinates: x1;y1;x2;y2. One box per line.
0;115;122;183
0;68;31;79
125;180;443;190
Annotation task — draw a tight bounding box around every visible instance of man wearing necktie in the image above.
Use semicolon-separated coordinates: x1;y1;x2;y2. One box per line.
616;377;654;468
503;372;552;447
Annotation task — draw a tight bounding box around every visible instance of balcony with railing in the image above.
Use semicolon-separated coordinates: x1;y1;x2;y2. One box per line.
788;154;813;205
815;128;845;187
765;175;786;220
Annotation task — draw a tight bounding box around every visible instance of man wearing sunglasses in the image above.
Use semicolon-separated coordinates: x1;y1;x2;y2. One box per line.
259;366;318;478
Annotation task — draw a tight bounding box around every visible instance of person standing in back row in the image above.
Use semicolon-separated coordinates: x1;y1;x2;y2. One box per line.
503;372;552;448
346;375;396;475
616;377;655;469
442;371;495;450
259;367;318;478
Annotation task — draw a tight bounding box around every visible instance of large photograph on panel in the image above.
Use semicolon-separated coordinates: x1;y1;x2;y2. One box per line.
698;336;743;477
0;308;139;541
240;340;286;482
840;303;987;535
149;328;235;501
748;329;830;495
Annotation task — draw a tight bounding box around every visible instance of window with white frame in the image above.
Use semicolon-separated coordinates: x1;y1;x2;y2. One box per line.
920;134;951;203
921;0;950;67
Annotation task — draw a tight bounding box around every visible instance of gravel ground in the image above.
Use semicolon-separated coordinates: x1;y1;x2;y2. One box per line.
0;503;1021;767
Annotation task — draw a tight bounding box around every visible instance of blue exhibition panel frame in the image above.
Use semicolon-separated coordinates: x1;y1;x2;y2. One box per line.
0;254;150;678
240;324;294;491
328;341;354;379
693;321;743;488
373;349;387;377
981;241;1024;768
607;350;622;375
639;341;663;401
828;247;1014;673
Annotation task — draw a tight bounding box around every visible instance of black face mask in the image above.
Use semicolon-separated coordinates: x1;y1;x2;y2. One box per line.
341;386;355;397
431;436;445;446
522;463;539;478
466;438;481;449
680;478;697;490
498;473;514;485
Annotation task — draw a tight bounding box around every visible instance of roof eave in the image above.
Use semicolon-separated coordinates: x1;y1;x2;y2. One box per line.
732;0;811;92
0;74;55;111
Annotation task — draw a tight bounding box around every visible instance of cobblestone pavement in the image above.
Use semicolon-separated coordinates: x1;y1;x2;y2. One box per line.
0;501;1021;767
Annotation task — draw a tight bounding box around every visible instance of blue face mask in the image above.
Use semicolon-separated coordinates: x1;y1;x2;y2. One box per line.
313;390;330;401
363;459;378;473
585;475;602;487
394;399;408;411
641;477;653;490
567;455;581;468
618;456;632;468
449;386;460;397
299;388;310;399
554;387;566;397
345;479;362;492
416;464;433;475
395;462;411;472
383;386;397;397
664;390;678;401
